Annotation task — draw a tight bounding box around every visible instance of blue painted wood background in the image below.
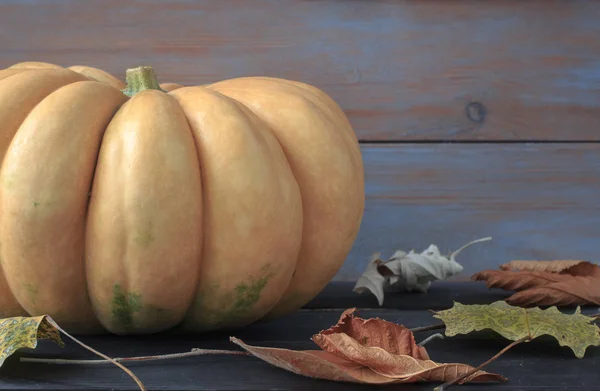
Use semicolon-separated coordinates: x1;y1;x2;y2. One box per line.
1;0;599;281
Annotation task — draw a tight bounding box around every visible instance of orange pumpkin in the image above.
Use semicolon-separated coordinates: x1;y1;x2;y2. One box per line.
0;61;364;335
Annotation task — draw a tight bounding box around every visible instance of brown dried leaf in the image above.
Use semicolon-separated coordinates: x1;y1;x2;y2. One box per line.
505;276;600;307
230;309;506;386
314;308;429;360
473;260;600;307
472;269;564;291
563;261;600;278
500;260;584;273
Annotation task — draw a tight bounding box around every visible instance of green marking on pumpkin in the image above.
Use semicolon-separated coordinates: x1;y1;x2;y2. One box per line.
111;283;143;329
231;273;271;312
4;174;14;189
188;266;275;330
134;229;155;247
31;200;56;210
111;285;175;332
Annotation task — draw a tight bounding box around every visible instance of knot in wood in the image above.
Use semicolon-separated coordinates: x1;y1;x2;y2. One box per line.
465;101;486;123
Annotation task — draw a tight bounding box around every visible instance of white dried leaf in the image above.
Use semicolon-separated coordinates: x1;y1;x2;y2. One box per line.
352;253;387;306
353;237;491;305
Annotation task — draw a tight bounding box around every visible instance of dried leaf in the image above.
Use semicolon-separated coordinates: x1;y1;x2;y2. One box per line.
354;237;491;305
352;254;388;305
472;260;600;307
313;308;430;361
0;315;64;367
230;308;506;386
500;260;584;272
433;301;600;359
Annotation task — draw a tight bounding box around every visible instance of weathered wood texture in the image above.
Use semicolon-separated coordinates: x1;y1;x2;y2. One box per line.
337;143;600;280
1;283;598;391
1;0;599;141
1;2;599;278
307;281;514;309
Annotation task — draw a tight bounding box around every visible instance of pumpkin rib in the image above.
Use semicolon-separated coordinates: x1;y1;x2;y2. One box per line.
205;78;361;172
5;62;126;90
268;78;362;164
205;78;364;318
0;68;90;320
207;78;364;195
68;65;126;90
277;79;362;153
7;61;65;70
0;80;127;334
240;77;350;121
170;86;303;332
85;89;204;335
0;68;32;83
0;68;90;165
160;82;184;92
212;77;362;160
266;90;364;317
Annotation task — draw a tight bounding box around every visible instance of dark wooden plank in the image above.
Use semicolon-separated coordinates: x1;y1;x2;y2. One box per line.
1;282;598;390
335;143;600;281
1;0;599;141
306;280;515;310
305;281;600;317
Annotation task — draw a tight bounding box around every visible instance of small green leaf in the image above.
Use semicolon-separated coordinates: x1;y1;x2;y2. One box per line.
0;315;64;367
434;301;600;359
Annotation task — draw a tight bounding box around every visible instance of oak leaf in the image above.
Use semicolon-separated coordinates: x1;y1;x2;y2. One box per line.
433;301;600;359
354;237;491;305
230;308;506;386
472;260;600;307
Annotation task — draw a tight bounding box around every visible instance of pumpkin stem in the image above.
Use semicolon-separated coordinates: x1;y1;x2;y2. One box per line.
121;66;166;97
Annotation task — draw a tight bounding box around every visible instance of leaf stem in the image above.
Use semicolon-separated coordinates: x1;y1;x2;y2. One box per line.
418;333;444;346
433;336;529;391
20;347;249;365
450;237;492;261
22;323;446;365
410;323;446;333
46;318;147;391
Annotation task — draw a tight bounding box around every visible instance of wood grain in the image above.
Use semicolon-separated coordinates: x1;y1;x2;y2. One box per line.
306;281;514;310
1;0;599;141
337;143;600;280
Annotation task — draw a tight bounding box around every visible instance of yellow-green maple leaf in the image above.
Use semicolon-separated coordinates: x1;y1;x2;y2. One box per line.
433;301;600;359
0;315;64;367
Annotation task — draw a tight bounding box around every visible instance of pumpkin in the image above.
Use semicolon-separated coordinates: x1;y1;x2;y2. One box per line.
0;61;364;335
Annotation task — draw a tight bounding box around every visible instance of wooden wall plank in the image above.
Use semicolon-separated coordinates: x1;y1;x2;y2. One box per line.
1;0;599;141
336;143;600;280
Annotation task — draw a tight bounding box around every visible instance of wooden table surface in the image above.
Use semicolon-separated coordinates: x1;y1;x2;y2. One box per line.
1;281;598;391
